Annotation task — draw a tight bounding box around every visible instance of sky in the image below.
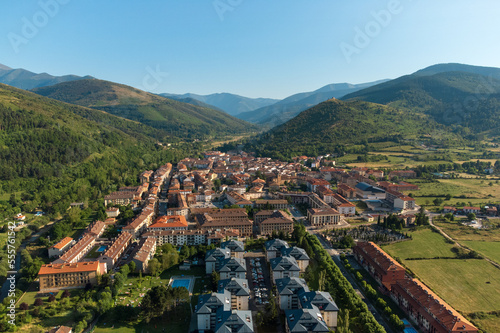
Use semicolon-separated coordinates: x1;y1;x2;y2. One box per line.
1;0;500;99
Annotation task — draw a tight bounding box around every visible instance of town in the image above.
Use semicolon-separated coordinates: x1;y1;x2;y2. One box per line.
11;149;494;333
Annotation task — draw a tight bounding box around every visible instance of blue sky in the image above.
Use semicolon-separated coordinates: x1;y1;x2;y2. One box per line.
1;0;500;99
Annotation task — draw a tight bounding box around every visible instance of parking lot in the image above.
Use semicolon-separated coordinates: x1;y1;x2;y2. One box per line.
245;253;272;311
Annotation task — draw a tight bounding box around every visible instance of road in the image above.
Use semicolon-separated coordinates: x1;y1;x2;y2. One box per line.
311;231;394;333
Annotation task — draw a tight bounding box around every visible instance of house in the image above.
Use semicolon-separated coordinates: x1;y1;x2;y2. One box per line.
219;257;247;280
276;277;309;310
195;291;231;331
307;207;341;226
86;220;107;238
353;241;405;291
48;237;74;258
105;207;120;218
205;247;231;274
306;178;331;192
214;310;254;333
443;206;457;214
285;306;330;333
98;232;133;269
131;237;156;272
281;247;310;273
391;278;478;333
331;193;356;216
38;261;106;292
53;234;96;264
388;170;417;179
218;278;250;310
462;206;480;214
220;240;245;259
265;239;290;260
48;326;73;333
337;184;356;199
298;291;338;328
270;256;300;282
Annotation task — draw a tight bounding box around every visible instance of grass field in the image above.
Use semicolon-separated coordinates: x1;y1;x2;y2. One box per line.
382;228;455;259
434;219;500;242
462;241;500;264
405;259;500;314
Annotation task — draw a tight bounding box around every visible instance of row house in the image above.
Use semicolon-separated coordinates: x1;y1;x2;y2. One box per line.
48;237;74;258
285;306;330;333
337;184;356;199
331;193;356;216
139;170;154;183
131;237;156;273
38;261;106;292
86;220;107;238
353;241;406;291
122;209;155;237
98;232;133;269
391;278;478;333
53;234;96;264
148;215;188;231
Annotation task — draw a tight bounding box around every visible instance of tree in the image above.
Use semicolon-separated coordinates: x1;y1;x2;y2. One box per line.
467;212;476;221
74;320;87;333
34;298;43;307
48;294;56;302
337;308;352;333
128;261;136;273
148;258;162;277
19;302;29;311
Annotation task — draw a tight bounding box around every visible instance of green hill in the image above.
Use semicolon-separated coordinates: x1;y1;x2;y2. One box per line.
32;79;259;139
0;83;196;214
245;98;458;160
342;70;500;138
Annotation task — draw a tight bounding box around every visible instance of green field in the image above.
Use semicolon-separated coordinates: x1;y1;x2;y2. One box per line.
434;219;500;242
383;228;455;259
405;259;500;313
462;241;500;264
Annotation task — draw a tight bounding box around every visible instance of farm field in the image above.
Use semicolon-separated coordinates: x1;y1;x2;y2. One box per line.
404;259;500;314
382;228;455;259
462;241;500;264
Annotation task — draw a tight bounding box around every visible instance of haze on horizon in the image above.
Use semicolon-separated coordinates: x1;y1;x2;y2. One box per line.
1;0;500;99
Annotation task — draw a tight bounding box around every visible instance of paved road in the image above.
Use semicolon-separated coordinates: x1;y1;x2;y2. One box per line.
311;231;394;333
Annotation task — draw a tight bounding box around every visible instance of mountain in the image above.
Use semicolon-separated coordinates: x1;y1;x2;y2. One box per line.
342;65;500;136
0;64;93;90
236;79;389;126
32;79;259;139
169;96;225;112
245;98;458;160
159;92;279;116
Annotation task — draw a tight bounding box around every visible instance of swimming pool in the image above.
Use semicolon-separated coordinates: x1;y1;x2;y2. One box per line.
172;279;191;289
97;245;107;253
169;276;195;294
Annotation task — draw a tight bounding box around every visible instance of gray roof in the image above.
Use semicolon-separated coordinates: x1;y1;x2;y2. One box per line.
206;247;231;262
270;256;300;272
221;240;245;253
218;278;250;297
355;182;385;193
195;290;231;314
219;257;247;273
215;310;254;333
276;277;309;296
285;306;329;333
298;291;339;312
265;239;290;252
281;246;310;261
